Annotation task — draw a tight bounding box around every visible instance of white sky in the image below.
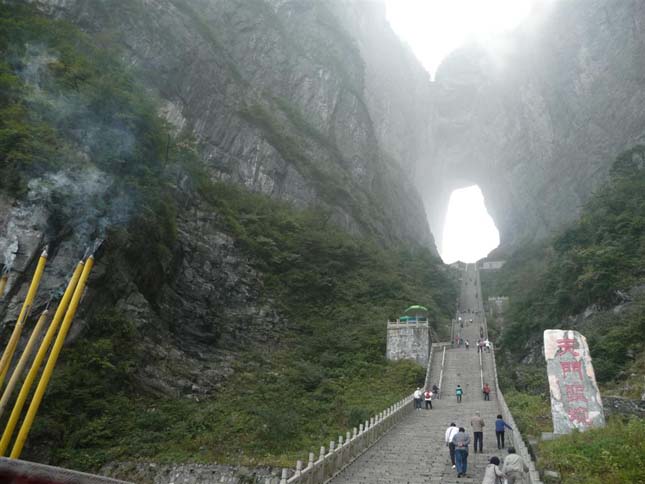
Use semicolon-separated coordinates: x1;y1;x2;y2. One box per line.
441;186;500;263
384;0;540;77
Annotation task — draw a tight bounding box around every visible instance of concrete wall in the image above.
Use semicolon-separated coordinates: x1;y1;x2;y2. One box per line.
386;323;430;367
481;261;505;270
0;457;131;484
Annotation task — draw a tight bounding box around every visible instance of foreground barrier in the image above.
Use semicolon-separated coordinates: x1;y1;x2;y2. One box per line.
0;457;130;483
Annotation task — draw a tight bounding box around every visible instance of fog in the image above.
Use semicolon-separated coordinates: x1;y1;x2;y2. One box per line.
384;0;540;78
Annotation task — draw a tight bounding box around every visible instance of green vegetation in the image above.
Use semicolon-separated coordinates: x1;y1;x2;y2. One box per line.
503;391;552;437
484;147;645;393
0;4;166;195
481;147;645;483
32;177;455;470
538;417;645;484
0;4;457;472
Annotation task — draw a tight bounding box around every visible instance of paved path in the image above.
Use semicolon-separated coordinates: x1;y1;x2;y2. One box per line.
330;264;514;483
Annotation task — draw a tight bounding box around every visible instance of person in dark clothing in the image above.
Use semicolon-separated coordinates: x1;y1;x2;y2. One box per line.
470;411;485;453
495;414;513;449
452;427;471;478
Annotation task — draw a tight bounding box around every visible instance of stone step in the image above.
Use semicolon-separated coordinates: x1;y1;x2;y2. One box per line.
329;265;520;484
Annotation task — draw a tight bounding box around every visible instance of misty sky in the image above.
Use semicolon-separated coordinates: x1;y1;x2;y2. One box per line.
384;0;541;262
441;186;500;264
384;0;540;77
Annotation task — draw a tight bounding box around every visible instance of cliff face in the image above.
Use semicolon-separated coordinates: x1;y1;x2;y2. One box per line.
426;0;645;249
1;0;441;399
30;0;433;248
21;0;645;261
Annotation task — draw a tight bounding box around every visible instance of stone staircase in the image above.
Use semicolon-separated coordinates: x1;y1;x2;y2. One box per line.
328;264;516;484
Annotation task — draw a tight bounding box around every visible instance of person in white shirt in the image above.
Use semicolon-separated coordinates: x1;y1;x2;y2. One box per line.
414;387;422;410
445;423;459;469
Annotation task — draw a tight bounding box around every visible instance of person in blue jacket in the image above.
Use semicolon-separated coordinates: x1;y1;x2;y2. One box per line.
495;414;513;449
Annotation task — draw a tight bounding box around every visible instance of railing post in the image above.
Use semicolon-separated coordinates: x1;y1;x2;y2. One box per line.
345;431;351;465
318;446;325;483
280;468;288;484
306;452;314;484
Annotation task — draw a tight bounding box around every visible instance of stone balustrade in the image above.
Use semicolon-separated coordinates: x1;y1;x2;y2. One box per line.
271;344;436;484
490;346;544;484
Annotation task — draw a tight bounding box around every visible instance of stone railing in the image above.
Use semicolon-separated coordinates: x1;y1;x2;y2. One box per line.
272;395;413;484
272;345;436;484
475;263;543;484
490;347;544;484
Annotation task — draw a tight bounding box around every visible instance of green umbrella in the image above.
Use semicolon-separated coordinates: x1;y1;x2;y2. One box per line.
404;305;428;313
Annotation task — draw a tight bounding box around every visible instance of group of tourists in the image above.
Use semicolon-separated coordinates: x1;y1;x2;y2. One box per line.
413;387;433;409
444;414;528;481
477;338;491;353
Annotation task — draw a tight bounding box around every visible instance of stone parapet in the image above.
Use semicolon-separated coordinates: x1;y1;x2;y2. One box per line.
0;457;131;483
274;341;437;484
490;348;544;484
386;322;430;367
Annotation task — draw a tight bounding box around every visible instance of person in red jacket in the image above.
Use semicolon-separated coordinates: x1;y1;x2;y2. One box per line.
423;389;433;409
482;383;491;401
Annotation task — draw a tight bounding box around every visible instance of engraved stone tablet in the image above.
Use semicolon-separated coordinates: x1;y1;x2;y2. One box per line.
544;329;605;434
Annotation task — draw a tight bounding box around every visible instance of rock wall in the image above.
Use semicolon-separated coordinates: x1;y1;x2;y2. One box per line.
0;0;444;398
425;0;645;249
24;0;645;255
30;0;434;248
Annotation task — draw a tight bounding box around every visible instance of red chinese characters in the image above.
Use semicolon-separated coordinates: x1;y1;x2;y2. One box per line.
560;361;584;380
567;407;590;425
545;329;604;433
557;338;579;357
555;336;589;425
565;384;588;403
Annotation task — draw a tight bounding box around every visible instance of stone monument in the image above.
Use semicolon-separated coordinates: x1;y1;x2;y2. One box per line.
544;329;605;434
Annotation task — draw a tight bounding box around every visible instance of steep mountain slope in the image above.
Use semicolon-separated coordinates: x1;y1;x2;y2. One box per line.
30;0;434;247
425;0;645;249
0;2;456;472
485;146;645;396
479;146;645;484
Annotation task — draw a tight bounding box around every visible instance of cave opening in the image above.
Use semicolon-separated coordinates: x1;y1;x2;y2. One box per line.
439;185;499;264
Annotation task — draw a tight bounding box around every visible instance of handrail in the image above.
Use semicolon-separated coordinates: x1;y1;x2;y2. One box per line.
478;346;484;392
280;395;414;484
490;347;543;484
476;263;543;484
449;317;454;348
438;346;446;399
279;344;436;484
423;343;435;390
